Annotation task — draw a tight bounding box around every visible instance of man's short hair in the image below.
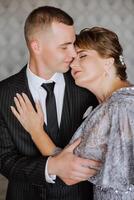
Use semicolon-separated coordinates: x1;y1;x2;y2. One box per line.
24;6;74;45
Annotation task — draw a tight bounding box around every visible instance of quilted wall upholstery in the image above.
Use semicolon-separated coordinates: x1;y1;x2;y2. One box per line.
0;0;134;199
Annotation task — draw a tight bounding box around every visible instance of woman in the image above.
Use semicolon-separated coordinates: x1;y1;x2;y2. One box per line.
11;27;134;199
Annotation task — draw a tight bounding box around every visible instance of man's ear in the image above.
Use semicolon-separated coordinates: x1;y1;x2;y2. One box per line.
30;40;40;54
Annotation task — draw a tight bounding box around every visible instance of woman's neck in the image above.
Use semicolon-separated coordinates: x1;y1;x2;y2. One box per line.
100;79;130;102
87;77;130;103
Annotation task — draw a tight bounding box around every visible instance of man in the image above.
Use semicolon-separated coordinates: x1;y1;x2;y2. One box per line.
0;6;99;200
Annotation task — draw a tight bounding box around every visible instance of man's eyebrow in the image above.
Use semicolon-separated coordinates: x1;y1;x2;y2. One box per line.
59;42;74;46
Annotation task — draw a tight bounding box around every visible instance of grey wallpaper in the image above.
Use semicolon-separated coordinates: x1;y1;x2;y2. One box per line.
0;0;134;81
0;0;134;199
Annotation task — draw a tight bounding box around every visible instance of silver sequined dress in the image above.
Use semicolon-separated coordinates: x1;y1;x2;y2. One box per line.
69;87;134;200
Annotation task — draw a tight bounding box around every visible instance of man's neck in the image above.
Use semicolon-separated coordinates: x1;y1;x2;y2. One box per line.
31;67;55;80
29;61;55;80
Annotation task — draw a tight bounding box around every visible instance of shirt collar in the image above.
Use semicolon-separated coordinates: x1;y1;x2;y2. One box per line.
26;65;64;90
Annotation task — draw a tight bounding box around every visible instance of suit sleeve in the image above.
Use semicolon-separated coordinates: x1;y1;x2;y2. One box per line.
0;93;48;186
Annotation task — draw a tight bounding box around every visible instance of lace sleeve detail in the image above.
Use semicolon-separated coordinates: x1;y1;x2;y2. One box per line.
70;95;134;192
70;103;110;161
90;101;134;192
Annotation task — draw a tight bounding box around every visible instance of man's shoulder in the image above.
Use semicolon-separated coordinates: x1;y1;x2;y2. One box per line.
0;66;26;89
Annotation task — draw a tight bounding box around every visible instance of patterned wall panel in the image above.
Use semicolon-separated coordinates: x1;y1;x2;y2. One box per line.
0;0;134;199
0;0;134;81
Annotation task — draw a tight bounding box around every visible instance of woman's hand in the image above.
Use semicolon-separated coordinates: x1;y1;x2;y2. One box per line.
11;93;44;135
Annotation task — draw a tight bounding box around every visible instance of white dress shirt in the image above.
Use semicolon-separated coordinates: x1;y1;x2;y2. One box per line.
26;66;65;183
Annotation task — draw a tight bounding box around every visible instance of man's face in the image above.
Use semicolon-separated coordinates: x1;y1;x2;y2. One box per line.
36;22;76;75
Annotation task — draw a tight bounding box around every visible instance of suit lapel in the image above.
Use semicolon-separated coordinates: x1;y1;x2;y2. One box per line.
11;66;50;132
9;66;35;109
10;68;84;147
12;68;75;135
60;71;74;126
58;71;77;146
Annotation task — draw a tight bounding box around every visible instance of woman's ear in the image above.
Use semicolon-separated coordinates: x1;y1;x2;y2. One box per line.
103;57;115;78
104;57;114;74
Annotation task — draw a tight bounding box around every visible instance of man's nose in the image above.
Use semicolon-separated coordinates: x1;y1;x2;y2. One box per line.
69;46;77;58
72;48;77;58
70;57;79;69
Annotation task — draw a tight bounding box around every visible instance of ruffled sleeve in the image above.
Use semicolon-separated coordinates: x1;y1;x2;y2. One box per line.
69;96;134;192
73;103;110;161
90;100;134;191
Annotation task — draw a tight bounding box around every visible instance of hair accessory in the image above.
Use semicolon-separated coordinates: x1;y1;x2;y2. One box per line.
119;55;125;66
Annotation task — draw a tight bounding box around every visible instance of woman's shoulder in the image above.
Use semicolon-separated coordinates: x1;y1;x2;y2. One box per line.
80;86;134;131
109;86;134;103
107;86;134;113
86;86;134;127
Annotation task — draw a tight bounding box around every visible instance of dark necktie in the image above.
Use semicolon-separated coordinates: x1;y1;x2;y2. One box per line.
41;82;59;136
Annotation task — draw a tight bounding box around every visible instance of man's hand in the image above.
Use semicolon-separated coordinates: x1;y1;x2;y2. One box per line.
47;138;101;185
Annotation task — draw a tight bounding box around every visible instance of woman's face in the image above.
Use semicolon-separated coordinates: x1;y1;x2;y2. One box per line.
70;47;107;88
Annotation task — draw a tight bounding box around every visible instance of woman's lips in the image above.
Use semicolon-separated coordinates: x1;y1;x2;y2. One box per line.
73;70;81;77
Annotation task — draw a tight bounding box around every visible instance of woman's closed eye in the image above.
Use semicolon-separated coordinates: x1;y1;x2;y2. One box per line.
61;47;67;50
79;54;87;59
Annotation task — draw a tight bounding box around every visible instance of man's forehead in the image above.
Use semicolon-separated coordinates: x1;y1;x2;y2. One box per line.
50;21;75;34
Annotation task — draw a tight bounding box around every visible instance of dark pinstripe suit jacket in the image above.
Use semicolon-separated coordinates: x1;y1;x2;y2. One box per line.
0;66;98;200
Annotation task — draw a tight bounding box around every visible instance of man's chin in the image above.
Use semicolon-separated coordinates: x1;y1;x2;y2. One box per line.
60;67;70;73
